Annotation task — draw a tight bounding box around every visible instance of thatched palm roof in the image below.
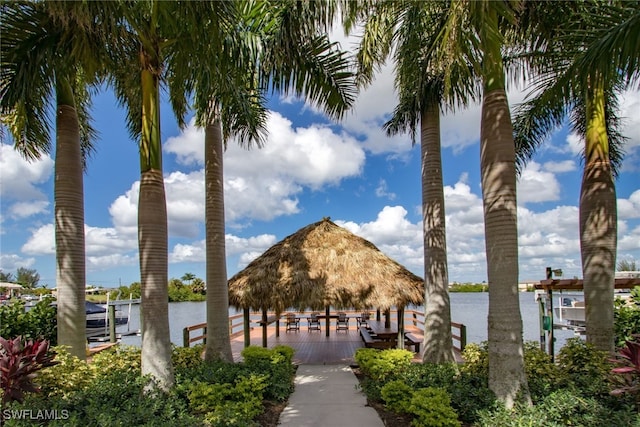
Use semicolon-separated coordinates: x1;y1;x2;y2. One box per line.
228;217;424;313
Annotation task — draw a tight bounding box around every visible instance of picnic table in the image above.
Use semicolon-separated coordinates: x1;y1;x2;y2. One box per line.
367;320;398;340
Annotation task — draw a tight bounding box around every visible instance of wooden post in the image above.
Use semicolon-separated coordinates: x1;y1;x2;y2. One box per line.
397;307;405;350
243;309;250;348
376;308;381;321
325;306;330;337
183;327;190;348
384;308;391;328
276;317;280;338
459;324;466;351
108;305;116;343
262;310;268;348
547;288;555;360
538;293;546;352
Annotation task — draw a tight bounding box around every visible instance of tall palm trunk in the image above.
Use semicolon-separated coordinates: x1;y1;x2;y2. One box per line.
479;7;529;407
420;105;455;363
204;117;233;362
55;77;86;360
138;63;174;390
581;74;616;353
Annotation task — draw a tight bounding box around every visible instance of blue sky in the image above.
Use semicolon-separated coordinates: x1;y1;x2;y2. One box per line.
1;60;639;288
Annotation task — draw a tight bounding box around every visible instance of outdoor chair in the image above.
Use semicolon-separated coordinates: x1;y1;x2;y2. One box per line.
336;312;349;331
357;311;371;328
285;313;300;332
307;312;321;331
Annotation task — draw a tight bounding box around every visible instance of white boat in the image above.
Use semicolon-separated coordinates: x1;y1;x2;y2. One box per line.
554;297;585;328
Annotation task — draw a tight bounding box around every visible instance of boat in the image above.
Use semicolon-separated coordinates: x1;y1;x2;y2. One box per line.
554;297;586;330
85;301;129;338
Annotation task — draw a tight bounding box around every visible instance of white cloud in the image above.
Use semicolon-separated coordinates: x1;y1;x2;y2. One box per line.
21;224;55;255
517;161;561;204
169;233;278;268
543;160;576;174
0;253;36;272
161;112;365;224
565;133;583;157
618;190;640;220
164;124;206;167
620;89;640;149
0;144;53;221
0;144;53;201
375;179;396;200
7;201;49;220
85;225;137;256
86;253;137;273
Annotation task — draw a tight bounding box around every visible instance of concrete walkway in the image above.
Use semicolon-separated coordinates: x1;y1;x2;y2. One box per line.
278;364;385;427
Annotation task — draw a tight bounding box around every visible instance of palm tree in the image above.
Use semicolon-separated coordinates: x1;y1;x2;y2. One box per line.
174;0;356;362
180;273;196;286
462;1;531;405
1;1;113;360
513;0;639;352
347;0;477;363
106;1;224;390
345;1;530;404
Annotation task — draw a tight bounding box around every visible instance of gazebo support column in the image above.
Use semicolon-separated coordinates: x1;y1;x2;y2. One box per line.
243;309;250;348
325;306;330;337
261;310;268;348
397;307;405;349
376;309;381;321
384;309;391;328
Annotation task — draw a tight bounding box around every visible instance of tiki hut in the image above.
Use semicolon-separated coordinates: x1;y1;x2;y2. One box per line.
228;217;424;314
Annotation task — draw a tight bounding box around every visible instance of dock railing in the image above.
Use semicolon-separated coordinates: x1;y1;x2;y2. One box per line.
183;309;467;352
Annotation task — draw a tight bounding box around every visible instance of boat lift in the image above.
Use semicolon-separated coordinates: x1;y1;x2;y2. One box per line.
535;267;640;360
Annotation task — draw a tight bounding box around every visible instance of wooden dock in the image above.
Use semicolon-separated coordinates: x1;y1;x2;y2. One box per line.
185;309;466;364
228;325;426;364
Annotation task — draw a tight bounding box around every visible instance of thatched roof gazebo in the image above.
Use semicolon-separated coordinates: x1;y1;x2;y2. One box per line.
228;217;424;344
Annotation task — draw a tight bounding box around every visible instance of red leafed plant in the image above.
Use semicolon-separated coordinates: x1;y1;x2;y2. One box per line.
0;336;57;405
610;340;640;409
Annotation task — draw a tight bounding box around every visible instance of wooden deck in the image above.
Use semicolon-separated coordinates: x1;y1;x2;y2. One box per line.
229;324;427;364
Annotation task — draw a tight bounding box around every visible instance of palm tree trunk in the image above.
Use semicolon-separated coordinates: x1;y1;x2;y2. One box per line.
138;65;174;390
204;117;233;362
581;75;616;353
420;105;455;363
55;77;86;360
479;6;529;407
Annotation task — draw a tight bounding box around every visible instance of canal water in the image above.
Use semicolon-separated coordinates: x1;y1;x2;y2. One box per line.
117;292;579;351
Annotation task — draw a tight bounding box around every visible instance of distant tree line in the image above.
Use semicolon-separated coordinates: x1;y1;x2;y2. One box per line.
0;267;41;289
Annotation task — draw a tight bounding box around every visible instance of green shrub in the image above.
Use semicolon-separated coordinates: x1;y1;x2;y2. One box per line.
614;293;640;348
446;371;494;424
460;342;489;378
355;348;413;382
400;362;458;389
185;374;267;426
10;373;199;426
37;346;94;398
381;380;414;413
556;338;612;399
89;345;141;378
272;344;295;364
523;341;562;401
240;345;295;401
477;388;639;427
409;387;461;427
0;298;57;344
172;344;204;374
